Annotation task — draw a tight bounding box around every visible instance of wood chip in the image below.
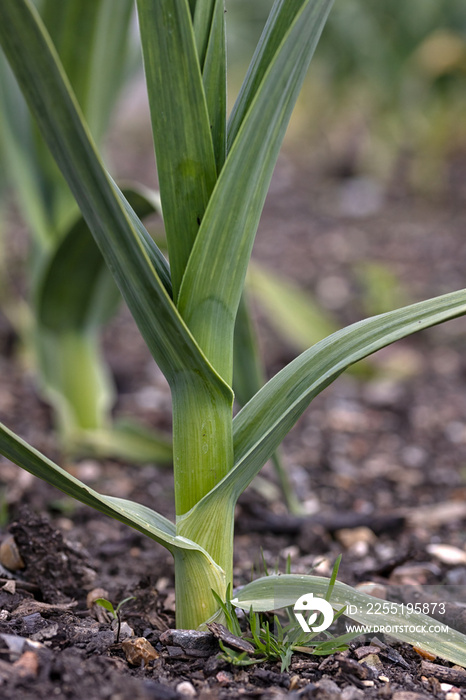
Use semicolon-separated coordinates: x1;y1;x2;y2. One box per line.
421;661;466;687
13;600;77;616
1;580;16;594
406;501;466;528
413;646;436;661
206;622;254;654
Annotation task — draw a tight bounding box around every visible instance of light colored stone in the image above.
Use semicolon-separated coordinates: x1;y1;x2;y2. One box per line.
176;681;197;697
336;527;376;549
426;544;466;565
121;637;158;666
0;536;24;571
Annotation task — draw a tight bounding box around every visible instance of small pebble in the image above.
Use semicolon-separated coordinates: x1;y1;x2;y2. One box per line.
359;653;383;675
440;684;453;691
0;535;25;571
361;680;374;687
336;527;377;549
354;645;385;660
121;637;158;666
445;693;461;700
426;544;466;565
216;671;233;685
354;582;387;600
114;620;134;641
12;650;39;677
341;688;364;700
176;681;196;697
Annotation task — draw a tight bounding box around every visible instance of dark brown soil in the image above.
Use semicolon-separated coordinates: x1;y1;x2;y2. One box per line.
2;155;466;699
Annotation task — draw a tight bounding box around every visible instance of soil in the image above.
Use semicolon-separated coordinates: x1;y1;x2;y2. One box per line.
2;150;466;699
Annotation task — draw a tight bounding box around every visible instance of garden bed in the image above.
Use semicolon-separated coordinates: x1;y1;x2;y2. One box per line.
1;159;466;699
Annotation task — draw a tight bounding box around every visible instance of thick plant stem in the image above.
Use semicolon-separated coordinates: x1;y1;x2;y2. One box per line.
172;372;233;515
173;546;227;629
172;370;234;627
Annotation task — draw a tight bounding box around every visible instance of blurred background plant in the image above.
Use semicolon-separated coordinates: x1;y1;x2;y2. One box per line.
0;0;172;462
1;0;464;500
227;0;466;191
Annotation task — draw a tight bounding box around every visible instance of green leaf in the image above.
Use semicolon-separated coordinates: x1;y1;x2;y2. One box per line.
228;0;333;148
247;262;337;353
36;185;160;333
193;0;227;171
36;214;120;332
230;288;466;498
177;0;334;383
39;0;134;143
232;292;265;408
0;51;52;246
0;419;226;630
181;288;466;523
94;598;115;616
74;420;172;465
136;0;218;299
0;0;232;405
35;328;114;435
230;574;466;667
0;419;207;561
233;293;302;514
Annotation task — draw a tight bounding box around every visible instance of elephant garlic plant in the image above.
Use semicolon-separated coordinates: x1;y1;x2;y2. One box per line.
1;0;466;664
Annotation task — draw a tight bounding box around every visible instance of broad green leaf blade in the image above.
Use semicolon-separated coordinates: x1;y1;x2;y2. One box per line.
39;0;104;128
181;289;466;524
0;419;226;628
94;598;115;615
0;0;232;402
194;0;227;171
36;185;160;333
0;419;204;558
230;574;466;667
136;0;218;299
74;420;172;464
35;328;114;435
0;50;52;247
39;0;134;143
177;0;334;383
228;0;332;148
37;215;120;332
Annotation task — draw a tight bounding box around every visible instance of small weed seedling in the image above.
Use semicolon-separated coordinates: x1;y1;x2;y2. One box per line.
1;0;466;665
94;596;136;644
215;557;356;671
